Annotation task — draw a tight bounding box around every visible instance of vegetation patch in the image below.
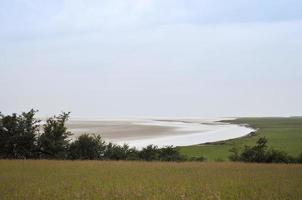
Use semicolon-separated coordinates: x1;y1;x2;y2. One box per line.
0;160;302;200
179;117;302;161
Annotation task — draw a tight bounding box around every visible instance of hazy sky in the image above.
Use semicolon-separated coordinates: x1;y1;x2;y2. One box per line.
1;0;302;118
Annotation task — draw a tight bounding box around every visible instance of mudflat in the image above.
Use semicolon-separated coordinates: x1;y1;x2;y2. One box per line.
67;120;175;140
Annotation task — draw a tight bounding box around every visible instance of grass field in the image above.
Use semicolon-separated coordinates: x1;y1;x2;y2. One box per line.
0;160;302;200
179;117;302;161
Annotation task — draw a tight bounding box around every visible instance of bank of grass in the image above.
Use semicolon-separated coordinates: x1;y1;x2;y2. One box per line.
0;160;302;200
179;117;302;161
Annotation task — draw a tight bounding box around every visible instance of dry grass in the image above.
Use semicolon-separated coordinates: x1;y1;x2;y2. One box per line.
0;160;301;200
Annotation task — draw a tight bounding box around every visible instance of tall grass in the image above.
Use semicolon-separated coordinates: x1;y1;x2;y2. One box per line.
0;160;301;199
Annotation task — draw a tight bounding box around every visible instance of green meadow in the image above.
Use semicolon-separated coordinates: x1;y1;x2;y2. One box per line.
0;160;302;200
179;117;302;161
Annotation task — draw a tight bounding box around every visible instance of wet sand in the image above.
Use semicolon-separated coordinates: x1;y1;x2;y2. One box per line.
67;120;175;140
66;119;254;149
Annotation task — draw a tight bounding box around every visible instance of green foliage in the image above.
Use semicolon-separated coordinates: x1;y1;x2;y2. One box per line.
266;149;295;163
240;137;268;162
229;137;299;163
0;109;40;158
158;146;183;161
139;145;159;161
297;153;302;163
68;134;106;160
124;147;140;160
104;143;132;160
38;112;71;159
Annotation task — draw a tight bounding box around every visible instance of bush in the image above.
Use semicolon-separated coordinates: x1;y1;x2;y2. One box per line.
125;147;140;160
104;143;131;160
240;137;268;162
296;153;302;163
68;134;106;160
158;146;183;161
229;137;298;163
266;149;294;163
139;145;159;161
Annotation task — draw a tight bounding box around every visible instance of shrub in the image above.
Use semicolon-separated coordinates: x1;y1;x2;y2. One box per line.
266;149;294;163
296;153;302;163
68;134;106;160
229;137;298;163
125;147;140;160
158;146;182;161
104;143;129;160
139;145;159;161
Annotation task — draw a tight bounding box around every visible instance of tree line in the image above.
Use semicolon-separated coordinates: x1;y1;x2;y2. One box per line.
0;109;205;161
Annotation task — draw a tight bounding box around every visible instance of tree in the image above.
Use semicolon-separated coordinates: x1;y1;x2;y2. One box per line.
158;146;182;161
38;112;71;159
103;143;129;160
266;149;293;163
68;134;106;160
139;145;159;161
125;147;140;160
229;137;298;163
0;109;40;159
240;137;268;162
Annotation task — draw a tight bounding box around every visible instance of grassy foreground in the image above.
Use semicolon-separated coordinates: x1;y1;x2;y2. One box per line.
179;117;302;161
0;160;302;200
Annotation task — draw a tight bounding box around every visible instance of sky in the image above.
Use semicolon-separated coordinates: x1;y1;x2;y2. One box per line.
1;0;302;118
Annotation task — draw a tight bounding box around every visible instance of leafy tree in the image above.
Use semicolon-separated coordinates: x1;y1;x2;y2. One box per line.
240;137;268;162
139;145;159;161
68;134;106;160
0;109;40;158
266;149;294;163
104;143;130;160
229;137;299;163
158;146;182;161
125;147;140;160
38;112;71;159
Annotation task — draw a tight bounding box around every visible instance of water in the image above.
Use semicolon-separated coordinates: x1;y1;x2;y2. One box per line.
110;120;254;149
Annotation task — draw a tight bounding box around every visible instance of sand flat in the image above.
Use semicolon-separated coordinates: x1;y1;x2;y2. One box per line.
67;120;175;140
66;119;254;149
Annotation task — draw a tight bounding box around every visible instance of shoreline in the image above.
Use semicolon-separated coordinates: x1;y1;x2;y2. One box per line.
67;119;255;149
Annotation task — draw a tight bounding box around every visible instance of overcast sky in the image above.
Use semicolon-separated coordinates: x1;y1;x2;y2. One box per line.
1;0;302;118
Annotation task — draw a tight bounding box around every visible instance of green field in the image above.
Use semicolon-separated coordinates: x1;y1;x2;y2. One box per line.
179;117;302;161
0;160;302;200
